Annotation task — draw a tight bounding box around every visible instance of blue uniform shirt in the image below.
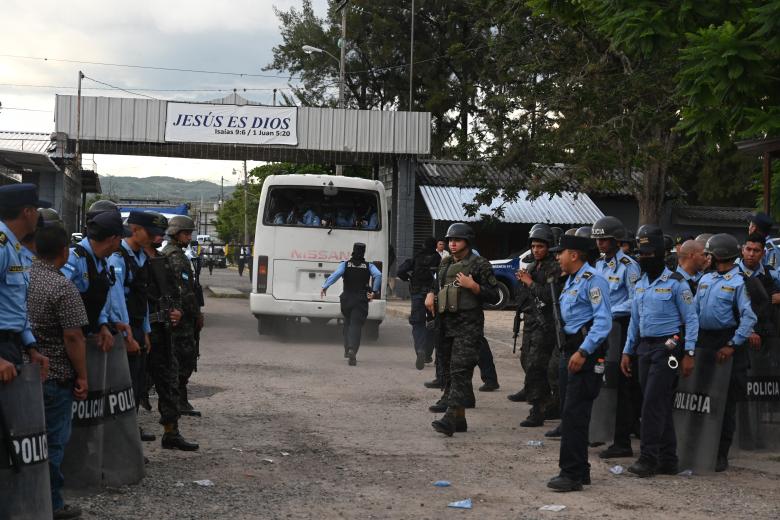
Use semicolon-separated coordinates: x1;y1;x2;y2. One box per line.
323;261;382;293
736;258;780;291
61;237;112;328
695;265;757;346
595;249;640;316
559;263;613;354
675;265;702;284
108;240;151;333
20;244;34;281
0;221;36;346
624;268;699;354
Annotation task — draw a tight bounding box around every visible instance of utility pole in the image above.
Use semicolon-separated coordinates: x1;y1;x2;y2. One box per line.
335;0;348;176
243;160;248;246
220;176;225;207
409;0;414;111
76;71;85;229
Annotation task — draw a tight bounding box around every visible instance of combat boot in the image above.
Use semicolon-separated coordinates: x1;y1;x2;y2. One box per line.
429;398;447;413
424;379;443;389
162;432;200;451
179;386;202;417
454;407;467;433
347;349;357;366
507;388;526;402
519;402;545;427
432;407;458;437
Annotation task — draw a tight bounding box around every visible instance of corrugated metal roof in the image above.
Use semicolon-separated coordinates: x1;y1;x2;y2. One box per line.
417;159;639;197
0;131;53;154
419;185;604;225
674;205;753;223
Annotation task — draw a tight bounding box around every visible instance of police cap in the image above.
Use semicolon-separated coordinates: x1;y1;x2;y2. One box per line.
591;216;626;240
87;210;127;239
705;233;740;261
0;183;50;210
37;207;64;229
748;212;773;234
127;210;167;237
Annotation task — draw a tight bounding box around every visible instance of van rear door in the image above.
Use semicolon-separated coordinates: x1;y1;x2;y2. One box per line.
272;260;343;301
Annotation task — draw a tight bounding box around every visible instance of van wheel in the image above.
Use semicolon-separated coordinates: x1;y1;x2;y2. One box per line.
365;320;381;341
256;315;275;335
483;281;510;311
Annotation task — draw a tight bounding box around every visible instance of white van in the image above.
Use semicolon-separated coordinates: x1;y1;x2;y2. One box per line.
250;174;388;338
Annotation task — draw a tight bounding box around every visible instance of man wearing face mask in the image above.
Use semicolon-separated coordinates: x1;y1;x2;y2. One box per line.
321;243;382;366
620;232;698;477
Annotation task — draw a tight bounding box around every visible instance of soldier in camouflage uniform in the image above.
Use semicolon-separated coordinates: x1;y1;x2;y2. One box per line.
514;224;563;427
144;232;199;450
426;223;500;436
162;216;205;417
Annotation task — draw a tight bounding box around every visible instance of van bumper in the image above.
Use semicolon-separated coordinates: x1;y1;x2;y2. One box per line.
250;293;386;321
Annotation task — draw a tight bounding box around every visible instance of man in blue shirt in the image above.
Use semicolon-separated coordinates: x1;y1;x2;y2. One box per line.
621;233;698;477
0;183;50;375
675;239;707;294
748;212;778;268
546;234;612;492
695;233;758;472
321;242;382;366
591;216;642;459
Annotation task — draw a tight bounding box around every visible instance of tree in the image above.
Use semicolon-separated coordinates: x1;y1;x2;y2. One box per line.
214;163;330;242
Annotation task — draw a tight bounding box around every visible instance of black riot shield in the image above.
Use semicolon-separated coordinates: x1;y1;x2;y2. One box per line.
674;347;733;474
588;322;622;444
63;335;145;488
736;340;780;450
0;364;53;520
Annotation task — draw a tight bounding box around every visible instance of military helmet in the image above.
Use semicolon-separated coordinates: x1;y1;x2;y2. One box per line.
445;222;475;243
550;227;564;247
564;228;578;236
37;207;64;229
86;199;119;222
591;216;626;240
575;226;592;238
663;234;674;252
695;233;714;244
528;224;554;246
705;233;740;261
166;215;196;236
636;224;663;239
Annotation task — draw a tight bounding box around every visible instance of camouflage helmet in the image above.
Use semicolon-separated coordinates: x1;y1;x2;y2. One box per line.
166;215;196;236
37;207;64;229
86;199;119;222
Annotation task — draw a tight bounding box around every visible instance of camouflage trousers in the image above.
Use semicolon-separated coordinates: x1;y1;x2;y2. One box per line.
173;325;198;404
439;310;484;408
520;325;557;404
147;325;180;425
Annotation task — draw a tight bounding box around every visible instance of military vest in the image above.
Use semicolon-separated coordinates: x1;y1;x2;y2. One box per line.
437;254;480;314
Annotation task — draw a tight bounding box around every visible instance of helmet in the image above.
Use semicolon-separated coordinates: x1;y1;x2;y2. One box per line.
37;207;64;229
528;224;554;246
591;216;626;240
575;226;592;238
705;233;740;261
86;199;118;221
695;233;714;244
166;215;196;236
663;234;674;252
445;222;475;243
550;227;564;247
636;224;663;240
564;228;578;236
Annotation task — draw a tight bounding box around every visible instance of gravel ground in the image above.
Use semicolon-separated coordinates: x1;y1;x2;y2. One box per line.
61;269;780;519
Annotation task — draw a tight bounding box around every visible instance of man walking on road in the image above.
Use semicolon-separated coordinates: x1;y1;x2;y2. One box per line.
321;243;382;366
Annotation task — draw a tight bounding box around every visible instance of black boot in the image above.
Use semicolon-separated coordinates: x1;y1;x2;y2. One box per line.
179;385;202;417
432;408;458;437
415;351;426;370
519;402;545;427
139;428;156;442
429;398;447;413
715;454;728;472
544;424;562;438
424;379;443;389
627;458;657;478
454;416;468;433
546;475;583;492
348;349;357;366
507;389;526;402
544;399;560;420
478;381;500;392
162;431;200;451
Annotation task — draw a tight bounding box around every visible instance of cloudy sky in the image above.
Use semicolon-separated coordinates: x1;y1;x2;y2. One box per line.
0;0;328;184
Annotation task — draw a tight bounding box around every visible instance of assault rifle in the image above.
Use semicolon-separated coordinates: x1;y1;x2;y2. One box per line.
549;278;564;352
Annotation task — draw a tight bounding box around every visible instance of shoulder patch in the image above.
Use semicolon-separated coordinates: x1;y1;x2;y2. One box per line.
582;271;593;280
628;272;639;283
682;289;693;305
589;287;602;304
620;256;631;265
0;232;6;246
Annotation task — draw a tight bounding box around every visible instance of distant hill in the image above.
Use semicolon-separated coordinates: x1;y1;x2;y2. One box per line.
99;175;236;202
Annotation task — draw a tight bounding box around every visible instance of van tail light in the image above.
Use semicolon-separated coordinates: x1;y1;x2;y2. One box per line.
256;255;268;293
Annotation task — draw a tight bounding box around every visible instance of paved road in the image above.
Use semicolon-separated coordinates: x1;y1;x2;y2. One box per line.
66;271;780;519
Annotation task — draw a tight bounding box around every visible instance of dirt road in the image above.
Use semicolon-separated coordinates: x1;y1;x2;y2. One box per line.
67;272;780;519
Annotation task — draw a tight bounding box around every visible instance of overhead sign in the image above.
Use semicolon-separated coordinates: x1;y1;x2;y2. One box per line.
165;102;298;146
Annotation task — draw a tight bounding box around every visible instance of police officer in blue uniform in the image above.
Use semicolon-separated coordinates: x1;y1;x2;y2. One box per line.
0;183;49;373
747;212;778;268
620;232;698;477
547;234;612;492
62;208;127;352
695;233;757;472
591;216;642;458
321;243;382;366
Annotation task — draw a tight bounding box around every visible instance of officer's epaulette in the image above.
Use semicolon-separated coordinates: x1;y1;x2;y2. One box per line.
0;232;6;246
620;256;632;265
669;272;685;282
581;271;593;279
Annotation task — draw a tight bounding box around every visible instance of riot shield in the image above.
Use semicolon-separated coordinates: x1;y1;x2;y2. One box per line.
63;334;145;488
736;339;780;450
674;347;733;474
0;364;53;520
588;323;622;444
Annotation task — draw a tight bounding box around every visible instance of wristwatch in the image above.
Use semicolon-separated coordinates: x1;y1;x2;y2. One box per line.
726;340;735;348
577;348;589;358
686;349;695;357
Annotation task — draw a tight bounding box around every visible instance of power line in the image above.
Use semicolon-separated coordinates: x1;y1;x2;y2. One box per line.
0;53;319;80
0;106;51;112
82;75;160;100
0;82;299;93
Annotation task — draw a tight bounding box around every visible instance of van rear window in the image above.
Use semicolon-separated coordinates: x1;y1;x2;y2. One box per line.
263;187;381;231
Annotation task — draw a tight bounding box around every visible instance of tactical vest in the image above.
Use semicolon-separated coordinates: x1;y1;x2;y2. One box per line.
118;246;149;328
342;260;371;292
437;255;480;314
410;252;438;293
73;245;112;334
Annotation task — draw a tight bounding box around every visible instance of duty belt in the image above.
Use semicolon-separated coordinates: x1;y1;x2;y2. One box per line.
0;330;22;343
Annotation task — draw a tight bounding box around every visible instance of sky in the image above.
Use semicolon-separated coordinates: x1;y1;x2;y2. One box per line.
0;0;329;184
